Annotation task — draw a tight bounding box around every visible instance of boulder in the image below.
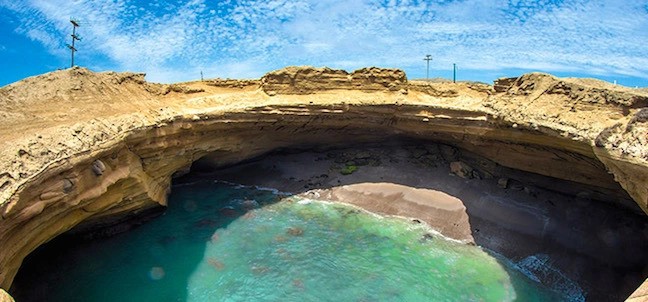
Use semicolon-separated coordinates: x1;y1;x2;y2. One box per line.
497;178;509;189
450;161;474;179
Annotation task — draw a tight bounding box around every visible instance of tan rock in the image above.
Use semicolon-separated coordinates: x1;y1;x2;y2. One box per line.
450;161;474;179
260;66;407;94
627;280;648;302
497;178;509;189
0;289;14;302
0;66;647;294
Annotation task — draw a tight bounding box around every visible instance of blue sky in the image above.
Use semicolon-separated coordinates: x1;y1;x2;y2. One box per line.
1;0;648;87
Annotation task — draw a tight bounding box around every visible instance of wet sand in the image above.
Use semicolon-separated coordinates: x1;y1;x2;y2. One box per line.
305;183;474;243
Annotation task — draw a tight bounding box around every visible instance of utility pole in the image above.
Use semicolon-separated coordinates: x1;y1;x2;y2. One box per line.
453;63;457;83
201;71;204;81
424;55;432;81
67;19;81;68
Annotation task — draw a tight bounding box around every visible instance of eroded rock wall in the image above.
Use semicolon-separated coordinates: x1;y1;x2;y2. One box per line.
260;66;407;94
0;66;647;294
0;104;638;290
487;72;648;212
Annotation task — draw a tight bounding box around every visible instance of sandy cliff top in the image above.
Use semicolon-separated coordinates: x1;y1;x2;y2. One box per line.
261;66;408;94
0;66;646;211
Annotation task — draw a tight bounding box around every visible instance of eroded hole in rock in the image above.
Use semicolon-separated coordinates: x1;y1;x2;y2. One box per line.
10;139;648;301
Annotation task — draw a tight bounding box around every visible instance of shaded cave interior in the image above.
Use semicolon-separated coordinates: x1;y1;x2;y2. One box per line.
11;135;648;301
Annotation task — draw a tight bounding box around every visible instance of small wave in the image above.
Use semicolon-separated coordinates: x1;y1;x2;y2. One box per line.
252;185;293;196
289;195;471;245
516;254;585;302
212;180;293;196
486;250;586;302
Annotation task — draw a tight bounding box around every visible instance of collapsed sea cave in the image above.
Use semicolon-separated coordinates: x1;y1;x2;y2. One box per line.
2;66;648;301
10;136;648;301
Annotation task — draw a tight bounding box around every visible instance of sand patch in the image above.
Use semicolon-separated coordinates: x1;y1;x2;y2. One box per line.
308;182;474;243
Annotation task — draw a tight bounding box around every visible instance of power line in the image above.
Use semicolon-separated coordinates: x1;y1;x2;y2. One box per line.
423;54;432;81
66;18;81;68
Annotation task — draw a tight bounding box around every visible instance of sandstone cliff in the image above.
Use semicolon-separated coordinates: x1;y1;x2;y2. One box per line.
0;66;647;300
489;73;648;214
260;66;407;94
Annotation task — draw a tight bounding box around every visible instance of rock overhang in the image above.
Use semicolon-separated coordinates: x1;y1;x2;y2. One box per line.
0;66;647;297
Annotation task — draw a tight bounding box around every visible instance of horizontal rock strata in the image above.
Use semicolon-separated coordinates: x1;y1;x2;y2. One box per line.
261;66;407;94
0;66;647;297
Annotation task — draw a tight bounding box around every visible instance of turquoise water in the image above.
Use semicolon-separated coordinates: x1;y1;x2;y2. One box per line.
14;181;572;301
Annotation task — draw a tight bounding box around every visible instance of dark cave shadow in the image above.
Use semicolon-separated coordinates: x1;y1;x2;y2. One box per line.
10;178;285;302
11;140;648;302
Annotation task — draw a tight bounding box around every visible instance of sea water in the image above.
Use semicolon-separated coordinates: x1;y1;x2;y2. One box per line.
13;181;573;301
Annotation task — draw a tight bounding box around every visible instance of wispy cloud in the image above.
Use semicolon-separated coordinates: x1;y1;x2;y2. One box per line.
1;0;647;83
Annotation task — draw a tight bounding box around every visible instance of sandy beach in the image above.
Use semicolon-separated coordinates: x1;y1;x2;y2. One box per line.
201;141;648;301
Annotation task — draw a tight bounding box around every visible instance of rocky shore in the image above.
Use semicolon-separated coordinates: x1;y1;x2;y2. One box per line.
0;66;647;300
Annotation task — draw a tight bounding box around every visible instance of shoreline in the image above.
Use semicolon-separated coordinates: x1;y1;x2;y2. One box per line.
300;182;474;243
200;143;648;301
288;194;474;246
183;179;474;244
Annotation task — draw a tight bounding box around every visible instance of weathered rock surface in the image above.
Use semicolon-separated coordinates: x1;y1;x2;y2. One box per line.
450;161;474;179
0;66;647;299
260;66;407;94
628;280;648;302
484;72;648;214
207;78;259;89
0;289;13;302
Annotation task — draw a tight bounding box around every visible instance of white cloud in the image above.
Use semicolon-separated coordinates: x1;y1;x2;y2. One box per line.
2;0;648;83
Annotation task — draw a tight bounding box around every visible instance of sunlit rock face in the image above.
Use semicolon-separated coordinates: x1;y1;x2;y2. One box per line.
0;289;13;302
0;66;647;299
260;66;408;94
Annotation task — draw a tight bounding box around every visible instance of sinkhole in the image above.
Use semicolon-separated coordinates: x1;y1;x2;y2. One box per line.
10;140;648;301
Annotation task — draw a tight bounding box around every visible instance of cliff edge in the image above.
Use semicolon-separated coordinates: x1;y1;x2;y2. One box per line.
260;66;407;94
0;66;647;300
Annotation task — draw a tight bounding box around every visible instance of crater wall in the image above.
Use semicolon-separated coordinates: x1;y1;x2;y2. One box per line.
0;67;647;299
